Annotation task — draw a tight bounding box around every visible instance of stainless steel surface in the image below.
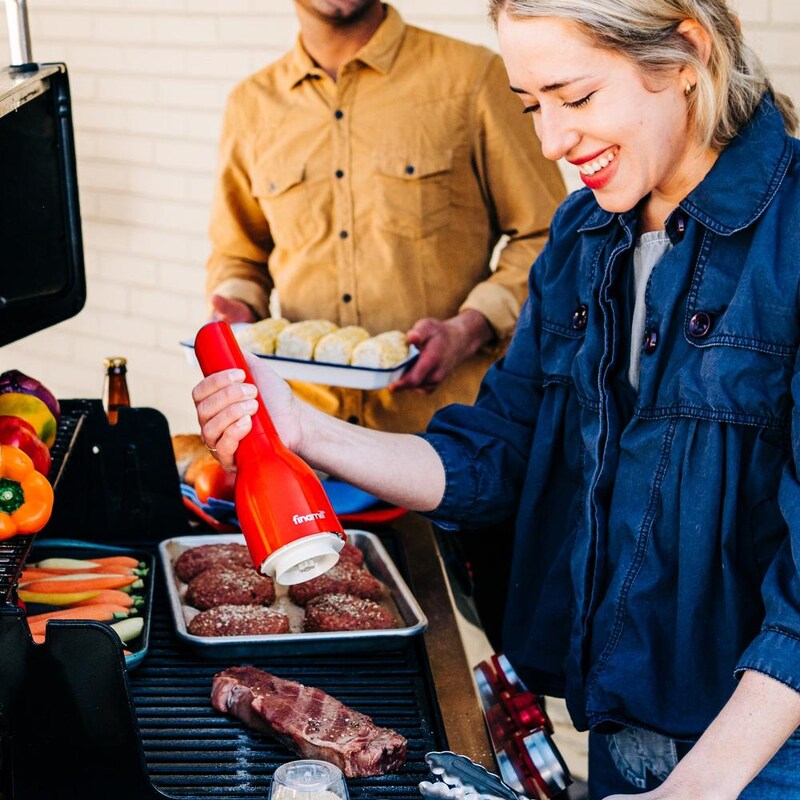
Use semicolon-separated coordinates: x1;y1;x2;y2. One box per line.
0;63;60;117
3;0;32;66
159;529;427;656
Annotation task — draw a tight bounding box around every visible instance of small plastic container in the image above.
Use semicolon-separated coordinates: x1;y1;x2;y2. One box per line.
268;760;350;800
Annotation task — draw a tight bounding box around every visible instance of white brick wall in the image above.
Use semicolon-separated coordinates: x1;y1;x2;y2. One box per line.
2;0;799;434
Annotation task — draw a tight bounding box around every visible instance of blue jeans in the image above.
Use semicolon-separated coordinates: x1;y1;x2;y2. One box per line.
588;726;800;799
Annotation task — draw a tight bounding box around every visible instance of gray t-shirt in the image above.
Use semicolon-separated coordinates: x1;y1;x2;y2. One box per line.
629;230;672;390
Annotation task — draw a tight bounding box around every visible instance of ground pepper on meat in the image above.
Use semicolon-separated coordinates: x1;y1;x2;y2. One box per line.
174;543;252;582
288;562;382;607
185;566;276;610
188;604;290;636
303;593;396;632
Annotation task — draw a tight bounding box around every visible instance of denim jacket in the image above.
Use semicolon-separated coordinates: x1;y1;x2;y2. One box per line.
422;96;800;737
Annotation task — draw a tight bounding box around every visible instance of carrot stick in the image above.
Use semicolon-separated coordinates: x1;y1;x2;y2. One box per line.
70;590;143;609
92;556;141;569
95;564;147;576
18;589;101;606
23;573;139;593
20;568;60;583
27;604;132;635
26;563;141;577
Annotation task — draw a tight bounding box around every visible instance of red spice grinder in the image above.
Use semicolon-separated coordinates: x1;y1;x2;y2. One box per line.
194;320;345;585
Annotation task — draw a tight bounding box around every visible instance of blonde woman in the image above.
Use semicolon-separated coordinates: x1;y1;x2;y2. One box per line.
194;1;800;796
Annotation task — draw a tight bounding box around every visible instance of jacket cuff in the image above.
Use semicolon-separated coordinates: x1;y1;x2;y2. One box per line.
208;278;270;319
735;626;800;693
460;283;520;341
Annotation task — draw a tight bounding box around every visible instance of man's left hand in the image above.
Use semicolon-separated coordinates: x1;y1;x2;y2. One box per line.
390;309;493;394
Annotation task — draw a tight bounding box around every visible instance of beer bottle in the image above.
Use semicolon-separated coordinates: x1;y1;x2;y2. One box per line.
103;356;130;424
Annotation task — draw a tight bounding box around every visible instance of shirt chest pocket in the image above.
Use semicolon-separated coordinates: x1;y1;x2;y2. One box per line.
373;149;453;238
252;162;319;251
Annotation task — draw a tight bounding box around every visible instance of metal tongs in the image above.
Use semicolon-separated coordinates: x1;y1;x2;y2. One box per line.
472;654;572;799
419;751;527;799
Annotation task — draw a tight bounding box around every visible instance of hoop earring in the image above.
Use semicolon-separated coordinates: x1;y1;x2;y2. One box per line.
684;81;696;97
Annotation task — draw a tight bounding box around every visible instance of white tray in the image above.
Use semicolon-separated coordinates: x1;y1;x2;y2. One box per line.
159;530;427;656
181;339;418;390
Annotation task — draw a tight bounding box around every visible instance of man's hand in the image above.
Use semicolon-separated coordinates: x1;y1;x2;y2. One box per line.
210;294;257;323
390;309;494;394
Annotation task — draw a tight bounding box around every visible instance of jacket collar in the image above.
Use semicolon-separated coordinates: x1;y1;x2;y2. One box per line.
287;3;405;88
578;95;793;236
680;94;793;235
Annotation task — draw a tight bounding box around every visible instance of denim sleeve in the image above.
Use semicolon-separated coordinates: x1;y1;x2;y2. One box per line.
419;251;547;530
736;347;800;693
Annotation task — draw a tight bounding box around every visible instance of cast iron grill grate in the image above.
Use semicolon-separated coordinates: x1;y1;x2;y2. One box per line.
128;536;446;799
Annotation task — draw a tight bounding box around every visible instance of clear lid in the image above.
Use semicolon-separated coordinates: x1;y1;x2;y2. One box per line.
269;759;349;799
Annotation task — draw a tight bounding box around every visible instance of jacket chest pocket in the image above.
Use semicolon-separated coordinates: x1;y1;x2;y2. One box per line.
373;149;453;238
540;323;587;389
252;162;319;251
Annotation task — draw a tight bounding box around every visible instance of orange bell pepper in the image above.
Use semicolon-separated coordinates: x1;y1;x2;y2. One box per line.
0;444;54;540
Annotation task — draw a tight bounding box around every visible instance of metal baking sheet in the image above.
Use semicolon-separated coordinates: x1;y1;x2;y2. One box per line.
181;338;419;390
159;530;427;656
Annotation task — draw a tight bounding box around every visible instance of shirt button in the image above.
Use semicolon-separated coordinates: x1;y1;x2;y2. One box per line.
405;165;415;175
688;311;713;338
571;304;588;331
347;415;359;424
335;169;344;179
339;230;348;239
342;293;352;303
334;109;344;120
643;329;659;355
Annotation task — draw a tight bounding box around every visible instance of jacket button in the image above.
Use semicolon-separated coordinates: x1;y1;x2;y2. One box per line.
643;329;659;355
571;304;588;331
688;311;713;338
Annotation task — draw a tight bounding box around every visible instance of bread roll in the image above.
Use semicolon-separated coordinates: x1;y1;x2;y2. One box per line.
172;434;208;482
314;326;370;365
351;331;409;369
235;318;289;355
276;320;338;360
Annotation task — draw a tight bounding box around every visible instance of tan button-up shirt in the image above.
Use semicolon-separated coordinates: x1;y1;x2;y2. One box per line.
207;5;565;433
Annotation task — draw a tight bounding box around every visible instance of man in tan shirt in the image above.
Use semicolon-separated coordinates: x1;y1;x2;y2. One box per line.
207;0;565;434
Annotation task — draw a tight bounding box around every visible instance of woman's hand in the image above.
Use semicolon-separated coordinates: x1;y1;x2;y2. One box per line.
192;352;300;472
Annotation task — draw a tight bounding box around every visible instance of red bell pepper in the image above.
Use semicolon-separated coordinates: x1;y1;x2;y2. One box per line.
0;416;51;476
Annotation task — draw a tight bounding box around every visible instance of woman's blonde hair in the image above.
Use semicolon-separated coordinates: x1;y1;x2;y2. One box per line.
488;0;797;150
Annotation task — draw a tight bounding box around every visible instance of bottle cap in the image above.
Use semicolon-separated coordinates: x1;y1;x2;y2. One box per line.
104;356;127;368
260;532;343;586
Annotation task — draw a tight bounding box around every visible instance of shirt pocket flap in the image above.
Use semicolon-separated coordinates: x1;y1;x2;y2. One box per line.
375;149;453;180
252;163;306;197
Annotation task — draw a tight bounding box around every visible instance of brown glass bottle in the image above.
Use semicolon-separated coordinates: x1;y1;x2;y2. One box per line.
103;356;130;424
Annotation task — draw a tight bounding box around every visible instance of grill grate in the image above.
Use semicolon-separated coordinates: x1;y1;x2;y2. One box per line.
0;401;88;604
128;536;446;798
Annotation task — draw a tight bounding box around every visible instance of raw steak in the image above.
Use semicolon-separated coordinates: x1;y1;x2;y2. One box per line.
211;666;407;777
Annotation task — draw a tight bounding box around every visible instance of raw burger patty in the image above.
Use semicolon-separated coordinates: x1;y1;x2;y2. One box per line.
185;566;275;610
336;540;364;568
188;604;290;636
174;543;252;582
288;561;382;607
303;593;396;632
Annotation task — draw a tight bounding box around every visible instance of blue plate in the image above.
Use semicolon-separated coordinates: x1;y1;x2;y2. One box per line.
182;478;380;524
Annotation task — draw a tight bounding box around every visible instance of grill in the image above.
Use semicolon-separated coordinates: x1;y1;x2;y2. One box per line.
132;562;444;798
0;401;449;800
